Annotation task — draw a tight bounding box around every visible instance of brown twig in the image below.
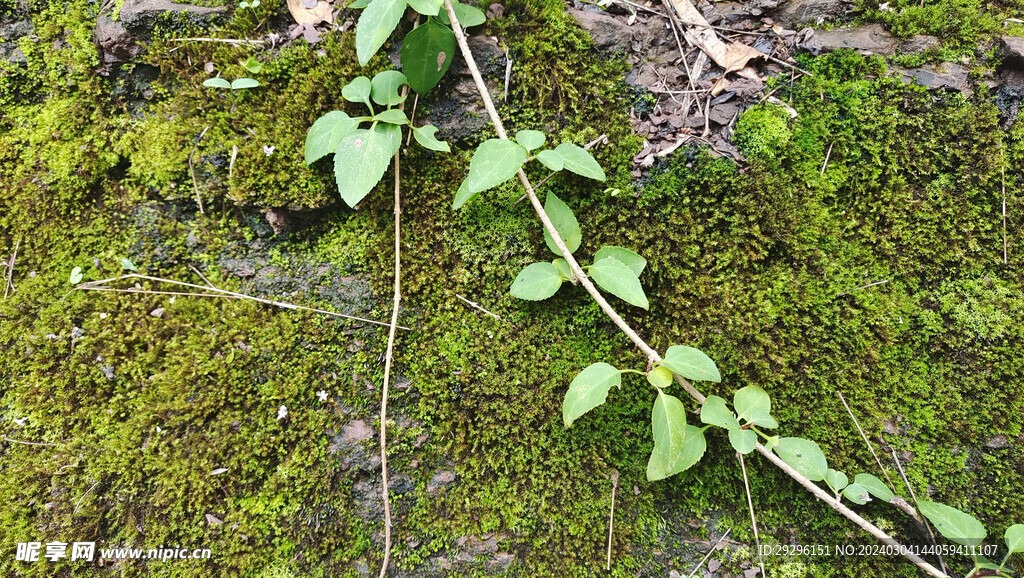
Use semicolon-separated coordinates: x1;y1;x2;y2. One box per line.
888;445;949;575
738;454;766;578
1003;167;1008;265
444;2;945;576
188;126;211;215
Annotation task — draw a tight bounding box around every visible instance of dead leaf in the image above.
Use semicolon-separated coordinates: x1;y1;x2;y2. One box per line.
722;42;766;74
287;0;334;25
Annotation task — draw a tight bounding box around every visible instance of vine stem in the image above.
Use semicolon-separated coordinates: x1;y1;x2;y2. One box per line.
442;2;947;576
377;146;403;578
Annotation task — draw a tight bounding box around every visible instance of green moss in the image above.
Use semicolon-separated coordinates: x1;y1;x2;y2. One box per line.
733;103;793;163
858;0;1022;47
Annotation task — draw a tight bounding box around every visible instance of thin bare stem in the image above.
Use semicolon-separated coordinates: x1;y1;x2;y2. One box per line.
4;237;19;300
456;294;503;320
3;435;59;447
188;126;211;215
1003;167;1008;265
889;445;949;575
444;3;944;576
835;390;895;490
821;142;833;175
606;469;619;571
738;454;766;578
70;273;404;329
685;528;731;578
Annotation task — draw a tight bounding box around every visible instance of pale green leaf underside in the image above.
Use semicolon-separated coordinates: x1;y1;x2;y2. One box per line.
774;437;828;482
590;256;648;309
555;142;606;181
562;362;621;427
661;345;721;382
509;262;562;301
734;385;770;422
466;139;527;194
342;76;373;108
333;128;393;208
918;500;987;546
699;395;739;430
593;246;645;276
355;0;406;67
648;425;706;481
825;468;849;492
370;70;408;106
536;149;563;171
406;0;441;15
413;125;450;152
843;483;871;505
551;258;573;280
542;192;582;255
652;391;688;469
854;473;894;502
1005;524;1024;554
452;178;478;209
729;428;756;454
374;108;409;125
203;78;231;89
305;111;360;165
231;78;259;90
515;129;546;151
439;2;486;27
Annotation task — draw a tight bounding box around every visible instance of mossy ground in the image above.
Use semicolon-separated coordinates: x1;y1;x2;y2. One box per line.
1;1;1023;577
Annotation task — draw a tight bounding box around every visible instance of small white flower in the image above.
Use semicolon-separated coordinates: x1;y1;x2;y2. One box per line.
317;390;329;402
262;145;275;156
276;405;288;421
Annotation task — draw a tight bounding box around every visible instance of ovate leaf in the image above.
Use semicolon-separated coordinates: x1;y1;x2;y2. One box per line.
355;0;406;66
535;149;563;171
230;78;260;90
745;408;778;429
555;142;606;181
562;362;621;427
699;395;739;430
662;345;721;382
542;193;582;255
452;178;478;209
843;483;872;505
400;20;456;94
305;111;360;165
374;108;409;124
333;128;394;207
825;468;849;492
120;258;138;272
647;366;673;388
590;256;648;309
652;391;688;469
729;428;757;454
466;139;527;193
203;77;231;89
515;129;545;151
854;473;895;502
509;262;562;301
648;425;706;481
376;122;403;155
69;267;83;285
342;76;373;109
438;2;486;27
406;0;441;15
413;125;450;152
774;437;828;482
1005;524;1024;554
593;246;645;276
551;258;573;280
734;386;770;422
370;70;408;106
918;500;987;547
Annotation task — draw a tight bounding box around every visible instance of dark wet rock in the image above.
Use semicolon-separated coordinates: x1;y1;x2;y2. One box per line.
454;534;502;562
427;35;505;140
488;552;517;570
0;15;32;64
388;474;414;495
773;0;850;27
802;23;898;55
709;101;742;125
1002;35;1024;68
898;63;971;95
95;15;140;66
427;469;456;494
329;420;380;472
571;9;632;52
118;0;226;35
352;476;384;521
985;435;1011;449
899;34;940;54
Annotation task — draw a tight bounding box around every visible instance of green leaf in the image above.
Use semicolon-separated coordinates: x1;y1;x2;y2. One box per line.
974;558;1002;571
342;76;373;109
230;78;259;90
918;500;987;547
843;483;871;505
699;395;739;430
745;408;778;429
509;262;562;301
853;473;895;502
652;391;688;469
438;2;486;27
535;149;563;171
774;437;828;482
374;108;409;124
242;56;263;73
551;258;573;280
466;139;527;194
593;246;645;276
370;70;408;106
515;130;545;151
333;128;394;207
1005;524;1024;554
729;428;757;454
452;178;478;209
825;468;849;492
305;111;361;165
120;258;137;272
647;366;673;388
647;425;706;481
590;256;648;309
349;0;370;7
406;0;441;15
554;142;606;181
542;193;582;255
734;386;770;422
661;345;720;382
355;0;406;67
377;122;403;155
562;362;621;427
69;267;83;285
412;125;450;152
203;78;231;89
400;20;456;94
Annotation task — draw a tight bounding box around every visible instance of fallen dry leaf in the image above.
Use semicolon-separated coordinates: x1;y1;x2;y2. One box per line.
287;0;334;25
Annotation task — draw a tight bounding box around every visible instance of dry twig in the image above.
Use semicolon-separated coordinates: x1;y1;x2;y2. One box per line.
188;126;211;215
738;454;766;578
4;237;19;300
